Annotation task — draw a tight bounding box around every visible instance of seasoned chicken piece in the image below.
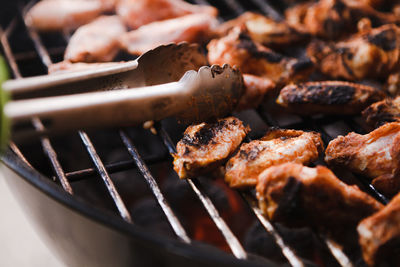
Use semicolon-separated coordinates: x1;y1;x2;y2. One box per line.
358;192;400;266
120;13;218;55
257;163;383;238
237;74;276;111
325;122;400;181
64;16;126;63
386;73;400;96
207;27;314;88
362;96;400;127
217;12;309;49
173;117;249;179
225;129;323;188
116;0;217;30
308;24;400;81
285;2;313;32
48;61;124;74
25;0;110;32
371;173;400;198
277;81;385;115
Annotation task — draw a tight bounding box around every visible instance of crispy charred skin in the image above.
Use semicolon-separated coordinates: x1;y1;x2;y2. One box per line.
358;192;400;267
173;117;249;179
277;81;385;115
225;129;323;188
64;16;126;63
325;122;400;181
207;26;314;87
362;96;400;127
257;163;383;240
237;74;276;111
307;24;400;80
217;12;309;49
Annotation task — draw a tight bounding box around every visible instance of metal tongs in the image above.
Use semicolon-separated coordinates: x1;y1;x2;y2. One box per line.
2;43;243;142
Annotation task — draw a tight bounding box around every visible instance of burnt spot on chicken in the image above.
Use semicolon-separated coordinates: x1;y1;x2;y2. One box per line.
236;33;284;63
277;81;384;115
366;27;397;51
173;117;249;179
362;96;400;127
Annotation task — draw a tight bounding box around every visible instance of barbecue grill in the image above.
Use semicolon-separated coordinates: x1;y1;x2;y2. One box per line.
0;1;391;266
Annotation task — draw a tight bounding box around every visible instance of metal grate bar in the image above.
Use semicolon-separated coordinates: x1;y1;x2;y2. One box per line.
1;21;73;194
219;0;246;16
324;239;353;267
157;124;248;260
249;0;283;21
79;131;132;223
120;129;191;243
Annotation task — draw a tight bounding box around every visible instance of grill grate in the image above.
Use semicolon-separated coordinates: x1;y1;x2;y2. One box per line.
0;0;389;266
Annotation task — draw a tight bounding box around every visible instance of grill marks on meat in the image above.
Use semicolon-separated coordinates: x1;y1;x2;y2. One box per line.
358;192;400;266
277;81;385;115
116;0;217;30
217;12;309;49
225;129;323;188
256;163;383;241
325;122;400;195
307;24;400;81
362;96;400;127
64;16;126;63
25;0;110;32
119;13;219;55
173;117;249;179
207;27;314;87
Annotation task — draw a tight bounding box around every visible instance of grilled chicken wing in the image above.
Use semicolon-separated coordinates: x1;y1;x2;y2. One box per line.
237;74;276;111
358;192;400;267
325;122;400;181
217;12;309;49
64;16;126;63
257;163;383;238
362;96;400;127
116;0;217;30
207;27;314;87
225;129;323;188
25;0;110;32
120;13;218;55
277;81;385;115
173;117;249;179
307;24;400;81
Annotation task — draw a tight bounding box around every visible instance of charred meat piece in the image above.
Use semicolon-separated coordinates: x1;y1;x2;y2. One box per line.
277;81;385;115
225;129;323;188
358;192;400;266
217;12;309;49
116;0;217;30
237;74;276;111
207;27;314;87
64;16;126;63
307;24;400;81
173;117;249;179
256;163;383;239
362;96;400;127
48;61;124;74
325;122;400;181
25;0;109;32
120;13;218;55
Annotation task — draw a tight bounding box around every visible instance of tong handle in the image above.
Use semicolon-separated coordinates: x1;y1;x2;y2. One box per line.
5;80;187;142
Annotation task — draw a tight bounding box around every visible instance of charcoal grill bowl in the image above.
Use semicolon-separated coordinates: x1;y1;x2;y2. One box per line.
1;140;277;267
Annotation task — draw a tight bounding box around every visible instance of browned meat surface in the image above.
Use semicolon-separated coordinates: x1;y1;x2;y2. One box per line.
48;61;124;74
225;129;323;188
173;117;249;179
285;2;313;32
371;173;400;198
207;27;314;87
237;74;276;111
25;0;109;32
64;16;126;63
120;13;218;55
386;72;400;96
362;96;400;127
307;24;400;81
217;12;309;49
358;192;400;266
277;81;385;115
116;0;217;30
256;163;383;239
325;122;400;181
